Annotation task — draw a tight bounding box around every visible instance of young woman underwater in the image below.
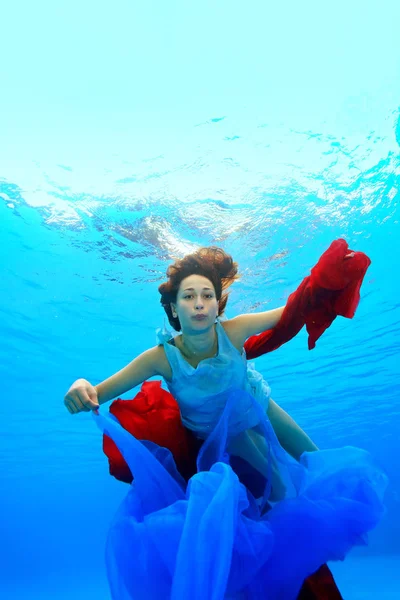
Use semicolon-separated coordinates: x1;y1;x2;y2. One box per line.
64;242;387;600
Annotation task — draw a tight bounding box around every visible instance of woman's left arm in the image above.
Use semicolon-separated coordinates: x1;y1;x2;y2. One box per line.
267;398;318;461
232;306;285;340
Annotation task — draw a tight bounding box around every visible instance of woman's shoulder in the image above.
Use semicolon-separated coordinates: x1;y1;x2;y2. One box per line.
219;317;247;353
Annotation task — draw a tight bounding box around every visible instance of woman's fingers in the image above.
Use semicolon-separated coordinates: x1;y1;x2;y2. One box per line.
64;379;99;415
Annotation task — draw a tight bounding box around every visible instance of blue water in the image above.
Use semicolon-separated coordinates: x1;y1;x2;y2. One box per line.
1;1;400;598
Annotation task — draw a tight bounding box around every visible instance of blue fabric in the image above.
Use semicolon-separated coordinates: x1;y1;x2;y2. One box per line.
93;320;388;599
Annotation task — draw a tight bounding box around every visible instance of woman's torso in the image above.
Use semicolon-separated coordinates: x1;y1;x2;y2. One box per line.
154;318;270;437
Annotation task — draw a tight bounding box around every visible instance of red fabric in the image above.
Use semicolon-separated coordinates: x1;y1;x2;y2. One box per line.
299;564;343;599
102;238;369;599
243;238;371;356
103;380;201;483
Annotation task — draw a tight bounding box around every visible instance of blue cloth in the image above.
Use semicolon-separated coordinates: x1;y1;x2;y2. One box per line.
93;319;388;599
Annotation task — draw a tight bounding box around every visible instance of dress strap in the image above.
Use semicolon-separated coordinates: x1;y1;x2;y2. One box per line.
155;319;182;378
155;318;174;345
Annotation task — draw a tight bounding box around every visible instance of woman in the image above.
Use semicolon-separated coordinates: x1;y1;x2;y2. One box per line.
65;246;386;600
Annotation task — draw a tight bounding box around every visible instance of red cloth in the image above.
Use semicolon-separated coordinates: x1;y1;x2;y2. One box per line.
299;565;343;600
103;380;201;483
102;238;369;599
244;238;371;357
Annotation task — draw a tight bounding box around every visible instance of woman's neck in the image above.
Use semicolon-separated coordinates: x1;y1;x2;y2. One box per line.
180;325;218;358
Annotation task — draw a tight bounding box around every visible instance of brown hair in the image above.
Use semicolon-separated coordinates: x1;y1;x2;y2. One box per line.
158;246;240;331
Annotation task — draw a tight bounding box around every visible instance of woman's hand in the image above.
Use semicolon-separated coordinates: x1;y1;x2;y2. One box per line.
64;378;100;414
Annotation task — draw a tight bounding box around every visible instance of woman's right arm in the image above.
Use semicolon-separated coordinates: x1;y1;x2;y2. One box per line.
96;346;163;405
64;346;163;414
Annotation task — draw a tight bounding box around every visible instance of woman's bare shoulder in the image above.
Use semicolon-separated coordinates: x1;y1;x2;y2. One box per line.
220;317;247;352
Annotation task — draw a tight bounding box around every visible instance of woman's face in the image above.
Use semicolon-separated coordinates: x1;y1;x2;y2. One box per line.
171;275;219;331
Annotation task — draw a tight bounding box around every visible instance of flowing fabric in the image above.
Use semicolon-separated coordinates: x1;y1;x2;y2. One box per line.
93;388;387;600
243;238;371;356
103;381;200;483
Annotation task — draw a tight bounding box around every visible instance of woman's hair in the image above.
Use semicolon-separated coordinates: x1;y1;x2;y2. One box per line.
158;246;240;330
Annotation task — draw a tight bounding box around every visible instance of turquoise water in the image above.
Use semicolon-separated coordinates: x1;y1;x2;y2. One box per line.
1;1;400;598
